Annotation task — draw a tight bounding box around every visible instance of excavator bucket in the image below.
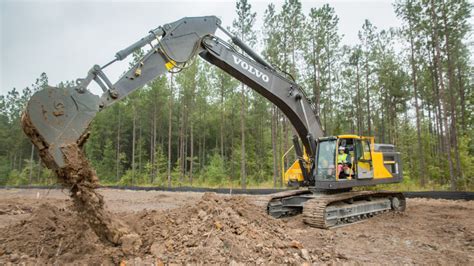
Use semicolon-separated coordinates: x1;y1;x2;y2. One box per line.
21;85;100;170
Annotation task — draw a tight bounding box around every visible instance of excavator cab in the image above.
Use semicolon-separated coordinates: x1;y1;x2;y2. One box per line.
285;134;402;189
334;135;374;180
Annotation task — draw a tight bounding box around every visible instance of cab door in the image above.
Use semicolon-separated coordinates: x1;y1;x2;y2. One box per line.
355;138;374;179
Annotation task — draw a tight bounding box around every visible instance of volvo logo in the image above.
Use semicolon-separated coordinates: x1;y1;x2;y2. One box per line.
232;55;269;83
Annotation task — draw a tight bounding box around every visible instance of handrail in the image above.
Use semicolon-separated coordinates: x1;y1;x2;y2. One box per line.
281;145;295;184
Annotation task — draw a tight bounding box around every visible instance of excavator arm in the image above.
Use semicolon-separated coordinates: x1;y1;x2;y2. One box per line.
22;15;323;184
199;35;323;155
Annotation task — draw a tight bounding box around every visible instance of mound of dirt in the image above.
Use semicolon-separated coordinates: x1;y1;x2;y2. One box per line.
0;203;121;264
0;193;340;264
125;192;337;264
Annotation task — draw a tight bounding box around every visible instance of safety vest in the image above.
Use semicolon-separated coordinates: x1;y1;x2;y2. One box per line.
338;153;348;164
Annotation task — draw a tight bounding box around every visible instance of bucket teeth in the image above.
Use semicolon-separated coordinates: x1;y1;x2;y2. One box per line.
21;86;100;170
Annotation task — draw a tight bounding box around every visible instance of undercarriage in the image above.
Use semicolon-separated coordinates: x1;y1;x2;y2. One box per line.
267;189;406;229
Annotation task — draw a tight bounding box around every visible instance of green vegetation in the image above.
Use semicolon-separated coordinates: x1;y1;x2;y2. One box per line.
0;0;472;191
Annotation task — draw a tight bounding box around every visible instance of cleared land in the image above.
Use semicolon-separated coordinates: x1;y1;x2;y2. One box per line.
0;188;472;264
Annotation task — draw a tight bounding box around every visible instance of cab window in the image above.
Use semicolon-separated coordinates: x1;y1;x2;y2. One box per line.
355;140;363;160
355;140;372;161
316;140;336;180
363;140;372;160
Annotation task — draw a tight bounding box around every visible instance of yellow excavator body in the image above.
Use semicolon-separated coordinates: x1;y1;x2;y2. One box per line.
284;134;400;186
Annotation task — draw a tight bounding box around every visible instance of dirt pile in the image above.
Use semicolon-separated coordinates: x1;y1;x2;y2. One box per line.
21;112;133;245
0;203;120;264
127;193;339;264
0;193;341;264
2;190;472;264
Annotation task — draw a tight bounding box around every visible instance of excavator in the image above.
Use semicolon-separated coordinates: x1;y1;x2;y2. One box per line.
22;16;405;229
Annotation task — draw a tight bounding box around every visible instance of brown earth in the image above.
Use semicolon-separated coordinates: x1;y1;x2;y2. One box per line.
0;189;473;265
21;113;132;245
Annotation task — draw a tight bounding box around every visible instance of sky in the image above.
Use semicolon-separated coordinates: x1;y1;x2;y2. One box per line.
0;0;403;96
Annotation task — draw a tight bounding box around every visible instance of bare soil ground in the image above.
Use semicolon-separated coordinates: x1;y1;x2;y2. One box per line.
0;188;472;265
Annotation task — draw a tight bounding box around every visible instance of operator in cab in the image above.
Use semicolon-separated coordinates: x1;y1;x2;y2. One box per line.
337;146;351;178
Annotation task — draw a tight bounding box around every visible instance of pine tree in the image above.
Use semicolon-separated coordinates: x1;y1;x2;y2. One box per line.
232;0;257;189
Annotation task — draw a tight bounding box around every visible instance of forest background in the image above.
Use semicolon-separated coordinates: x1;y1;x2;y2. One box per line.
1;0;473;191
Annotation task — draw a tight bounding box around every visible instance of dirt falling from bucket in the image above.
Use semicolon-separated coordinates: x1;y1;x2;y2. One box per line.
21;112;137;247
58;143;131;244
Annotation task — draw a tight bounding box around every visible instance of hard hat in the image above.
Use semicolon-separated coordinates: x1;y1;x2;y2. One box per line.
338;146;345;151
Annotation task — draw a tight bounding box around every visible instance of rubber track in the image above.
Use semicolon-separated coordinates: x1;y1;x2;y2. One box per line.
1;185;473;200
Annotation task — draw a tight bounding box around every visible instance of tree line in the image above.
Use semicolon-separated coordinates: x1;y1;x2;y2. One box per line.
0;0;472;190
